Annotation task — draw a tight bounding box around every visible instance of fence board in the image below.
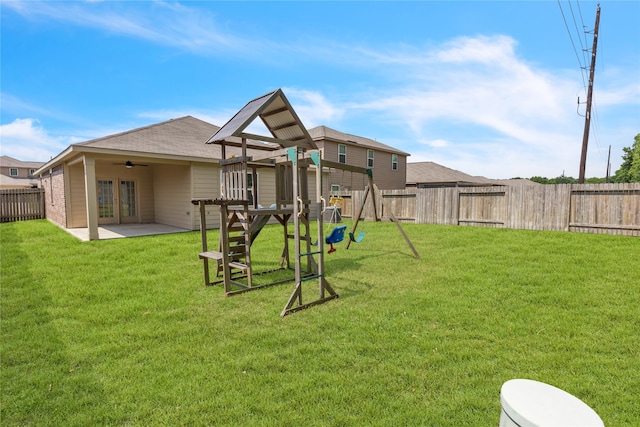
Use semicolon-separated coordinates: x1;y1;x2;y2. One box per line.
0;188;45;223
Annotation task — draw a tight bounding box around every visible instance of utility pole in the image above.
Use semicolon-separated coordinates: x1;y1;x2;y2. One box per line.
578;4;601;183
606;144;611;183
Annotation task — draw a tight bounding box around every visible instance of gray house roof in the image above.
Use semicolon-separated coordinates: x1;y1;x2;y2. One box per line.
308;126;409;156
34;116;414;178
35;116;276;175
407;161;539;187
76;116;236;158
0;174;40;188
1;155;45;169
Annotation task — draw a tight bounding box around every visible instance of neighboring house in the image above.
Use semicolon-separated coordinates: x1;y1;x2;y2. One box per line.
309;126;409;192
0;155;44;188
406;161;539;188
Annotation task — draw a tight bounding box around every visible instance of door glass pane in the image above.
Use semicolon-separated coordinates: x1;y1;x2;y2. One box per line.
97;180;114;218
120;180;136;217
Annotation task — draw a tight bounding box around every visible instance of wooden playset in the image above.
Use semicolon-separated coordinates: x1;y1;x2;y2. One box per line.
191;89;419;316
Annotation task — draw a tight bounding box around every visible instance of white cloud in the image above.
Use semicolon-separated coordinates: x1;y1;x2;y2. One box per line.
420;138;450;148
0;118;73;161
328;35;600;178
283;88;345;129
3;1;246;56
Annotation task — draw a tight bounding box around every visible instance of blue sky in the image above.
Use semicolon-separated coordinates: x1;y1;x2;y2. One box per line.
1;1;638;179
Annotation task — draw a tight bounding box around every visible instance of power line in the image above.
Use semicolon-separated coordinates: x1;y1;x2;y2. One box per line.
560;1;605;174
557;0;588;89
568;0;589;83
575;0;591;57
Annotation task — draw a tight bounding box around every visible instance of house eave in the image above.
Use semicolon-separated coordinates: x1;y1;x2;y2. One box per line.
34;145;222;176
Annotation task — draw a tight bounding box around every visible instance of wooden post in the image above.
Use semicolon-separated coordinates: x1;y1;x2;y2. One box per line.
346;185;370;250
198;200;210;286
373;184;420;259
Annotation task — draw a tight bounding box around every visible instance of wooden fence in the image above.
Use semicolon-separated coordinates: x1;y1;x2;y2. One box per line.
0;188;45;223
340;183;640;237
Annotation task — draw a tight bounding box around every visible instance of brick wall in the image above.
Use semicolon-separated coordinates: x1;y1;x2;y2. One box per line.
42;166;67;227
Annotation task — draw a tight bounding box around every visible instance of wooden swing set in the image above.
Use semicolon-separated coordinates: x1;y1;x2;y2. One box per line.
192;89;419;316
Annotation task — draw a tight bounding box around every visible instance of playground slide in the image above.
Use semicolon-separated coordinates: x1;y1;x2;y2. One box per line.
249;214;272;244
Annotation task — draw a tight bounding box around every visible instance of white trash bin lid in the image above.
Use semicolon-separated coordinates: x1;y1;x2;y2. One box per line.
500;379;604;427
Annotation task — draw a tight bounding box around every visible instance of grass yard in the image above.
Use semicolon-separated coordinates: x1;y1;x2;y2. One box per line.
1;219;639;426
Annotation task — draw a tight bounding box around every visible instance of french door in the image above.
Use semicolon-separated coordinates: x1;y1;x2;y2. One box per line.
97;179;138;224
119;180;138;224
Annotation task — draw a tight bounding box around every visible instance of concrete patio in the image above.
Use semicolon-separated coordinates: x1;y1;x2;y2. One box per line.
64;223;191;241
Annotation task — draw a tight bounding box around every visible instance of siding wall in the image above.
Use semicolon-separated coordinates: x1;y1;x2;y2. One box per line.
1;166;36;178
320;141;406;191
154;164;192;229
67;163;86;228
190;162;220;230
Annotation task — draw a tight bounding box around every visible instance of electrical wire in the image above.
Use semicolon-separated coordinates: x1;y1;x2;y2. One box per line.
559;1;605;171
558;0;587;89
568;0;590;89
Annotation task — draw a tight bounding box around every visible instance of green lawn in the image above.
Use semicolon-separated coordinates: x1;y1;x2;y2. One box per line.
1;220;638;426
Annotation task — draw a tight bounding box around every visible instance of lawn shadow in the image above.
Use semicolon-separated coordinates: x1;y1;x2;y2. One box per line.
0;222;112;425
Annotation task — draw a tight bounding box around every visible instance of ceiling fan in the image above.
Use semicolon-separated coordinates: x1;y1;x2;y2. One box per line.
113;160;148;168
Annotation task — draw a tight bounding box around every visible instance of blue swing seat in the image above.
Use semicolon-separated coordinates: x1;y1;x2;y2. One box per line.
325;225;347;253
325;225;347;244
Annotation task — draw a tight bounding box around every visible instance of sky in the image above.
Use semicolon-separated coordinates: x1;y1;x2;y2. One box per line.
1;1;639;179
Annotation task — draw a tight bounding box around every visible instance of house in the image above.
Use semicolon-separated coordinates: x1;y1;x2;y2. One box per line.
0;155;44;188
406;161;540;188
33;116;302;240
309;126;409;193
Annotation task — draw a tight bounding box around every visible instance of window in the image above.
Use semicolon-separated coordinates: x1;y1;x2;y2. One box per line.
29;169;36;176
247;173;253;201
338;144;346;164
247;172;258;205
367;150;374;168
10;168;18;177
392;154;398;171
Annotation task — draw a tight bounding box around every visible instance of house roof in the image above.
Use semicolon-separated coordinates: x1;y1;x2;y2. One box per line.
0;174;39;188
76;116;225;158
407;161;483;185
35;116;275;175
406;161;539;187
1;155;45;169
34;115;412;176
308;126;409;156
207;89;317;151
